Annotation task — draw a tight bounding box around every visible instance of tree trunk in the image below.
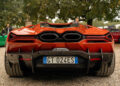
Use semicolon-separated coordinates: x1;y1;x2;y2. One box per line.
87;19;93;25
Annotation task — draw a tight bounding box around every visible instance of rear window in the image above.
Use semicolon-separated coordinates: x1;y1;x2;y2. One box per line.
40;23;79;28
109;29;120;32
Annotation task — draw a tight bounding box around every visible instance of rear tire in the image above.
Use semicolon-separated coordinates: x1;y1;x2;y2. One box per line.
96;54;115;77
5;53;24;77
118;38;120;43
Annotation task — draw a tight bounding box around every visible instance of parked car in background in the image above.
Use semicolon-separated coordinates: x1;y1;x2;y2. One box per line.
0;35;7;46
107;28;120;43
0;30;7;47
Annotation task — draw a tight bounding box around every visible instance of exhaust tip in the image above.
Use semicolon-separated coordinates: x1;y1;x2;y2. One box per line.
63;32;81;41
40;33;58;42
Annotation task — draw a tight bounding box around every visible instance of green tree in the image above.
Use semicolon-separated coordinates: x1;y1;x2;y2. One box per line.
55;19;65;23
0;0;119;31
23;0;58;23
58;0;120;25
0;0;25;30
23;0;120;25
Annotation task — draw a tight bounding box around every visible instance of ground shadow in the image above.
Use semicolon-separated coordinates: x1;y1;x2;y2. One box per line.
24;69;91;82
7;69;110;86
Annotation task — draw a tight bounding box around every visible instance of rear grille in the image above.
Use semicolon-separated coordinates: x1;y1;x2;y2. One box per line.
87;40;106;43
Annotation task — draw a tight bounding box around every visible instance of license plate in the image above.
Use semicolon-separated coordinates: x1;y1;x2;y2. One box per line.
43;56;78;64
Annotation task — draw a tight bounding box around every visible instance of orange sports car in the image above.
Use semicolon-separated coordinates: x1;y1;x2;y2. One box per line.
5;22;115;77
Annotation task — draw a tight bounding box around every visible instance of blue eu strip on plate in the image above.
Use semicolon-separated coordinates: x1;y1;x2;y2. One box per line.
75;57;78;64
43;56;47;64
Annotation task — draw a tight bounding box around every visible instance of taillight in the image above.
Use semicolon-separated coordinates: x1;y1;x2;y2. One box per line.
105;33;112;41
85;33;112;42
9;33;16;41
8;33;35;41
85;36;105;39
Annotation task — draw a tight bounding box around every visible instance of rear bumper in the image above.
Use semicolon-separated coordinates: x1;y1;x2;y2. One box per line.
6;50;114;73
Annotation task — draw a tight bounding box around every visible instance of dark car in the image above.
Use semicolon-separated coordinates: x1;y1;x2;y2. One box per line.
107;29;120;43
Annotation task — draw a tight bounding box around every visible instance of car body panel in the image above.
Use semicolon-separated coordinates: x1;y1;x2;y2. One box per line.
6;40;113;53
6;23;113;53
11;24;109;36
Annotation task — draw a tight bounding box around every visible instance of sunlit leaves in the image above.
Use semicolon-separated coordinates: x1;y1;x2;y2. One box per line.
0;0;25;29
0;0;120;30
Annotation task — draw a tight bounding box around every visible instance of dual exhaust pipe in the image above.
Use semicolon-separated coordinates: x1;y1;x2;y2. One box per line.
39;32;82;42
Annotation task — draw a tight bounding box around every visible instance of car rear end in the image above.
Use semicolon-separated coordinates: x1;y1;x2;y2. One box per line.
5;26;115;77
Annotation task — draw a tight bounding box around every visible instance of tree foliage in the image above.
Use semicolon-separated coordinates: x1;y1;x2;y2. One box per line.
23;0;59;23
0;0;120;31
0;0;25;30
23;0;120;25
55;19;65;23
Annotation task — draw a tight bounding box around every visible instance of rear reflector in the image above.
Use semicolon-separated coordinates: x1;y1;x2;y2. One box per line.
90;58;101;61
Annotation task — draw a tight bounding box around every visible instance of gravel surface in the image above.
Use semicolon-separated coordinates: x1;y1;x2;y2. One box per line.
0;44;120;86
